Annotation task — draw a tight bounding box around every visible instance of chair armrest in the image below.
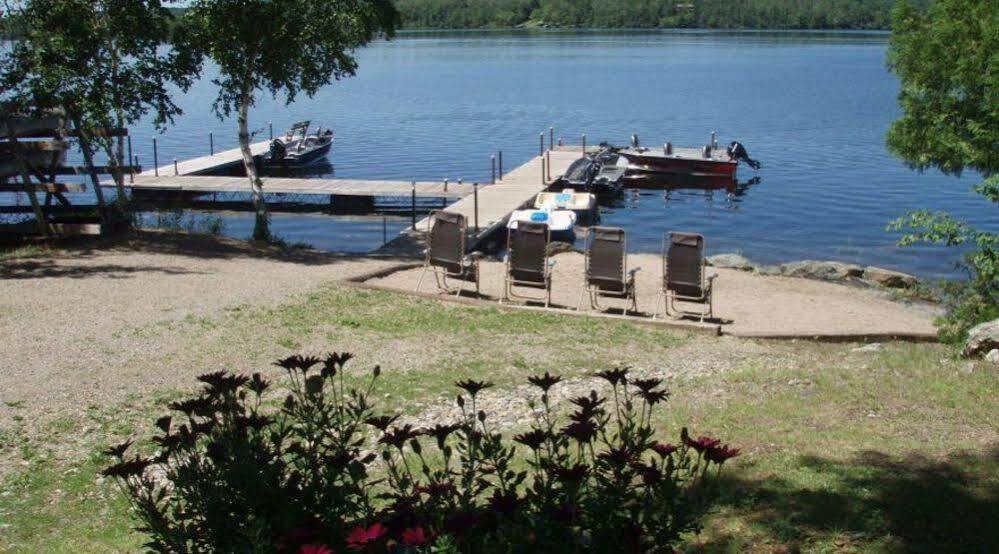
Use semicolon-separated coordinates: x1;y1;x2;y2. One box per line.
707;273;718;281
466;251;485;261
628;267;642;278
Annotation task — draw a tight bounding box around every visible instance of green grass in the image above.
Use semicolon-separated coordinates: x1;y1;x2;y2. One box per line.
1;284;996;553
0;244;46;262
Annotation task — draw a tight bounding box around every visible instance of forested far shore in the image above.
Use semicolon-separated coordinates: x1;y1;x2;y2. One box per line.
395;0;931;30
2;1;933;37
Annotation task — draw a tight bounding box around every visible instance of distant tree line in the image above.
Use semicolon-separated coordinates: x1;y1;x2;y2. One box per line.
395;0;929;30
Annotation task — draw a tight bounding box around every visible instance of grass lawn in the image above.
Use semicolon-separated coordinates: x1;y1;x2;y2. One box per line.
1;283;996;552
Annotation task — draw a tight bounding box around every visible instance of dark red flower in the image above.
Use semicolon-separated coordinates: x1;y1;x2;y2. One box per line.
455;379;493;397
346;523;387;551
594;367;629;386
513;429;549;450
704;443;741;464
562;420;597;443
527;371;563;392
401;527;427;546
378;425;420;450
365;414;400;432
681;427;720;453
637;389;670;405
631;377;662;392
649;442;677;458
551;463;588;483
597;445;633;466
445;510;478;534
488;489;520;514
298;544;334;554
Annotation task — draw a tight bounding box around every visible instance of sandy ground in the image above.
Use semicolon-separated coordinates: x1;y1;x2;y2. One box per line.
367;252;939;337
0;232;401;415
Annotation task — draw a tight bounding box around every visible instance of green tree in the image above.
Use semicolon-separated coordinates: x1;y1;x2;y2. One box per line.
180;0;398;241
1;0;195;217
886;0;999;345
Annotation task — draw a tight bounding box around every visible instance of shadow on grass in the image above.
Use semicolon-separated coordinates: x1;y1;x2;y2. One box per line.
698;447;999;553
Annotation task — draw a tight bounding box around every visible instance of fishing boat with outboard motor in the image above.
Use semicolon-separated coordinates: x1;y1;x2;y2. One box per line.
264;121;334;166
553;146;625;199
615;133;760;180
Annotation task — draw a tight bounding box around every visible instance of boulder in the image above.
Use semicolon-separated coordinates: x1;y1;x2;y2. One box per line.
780;260;864;281
864;266;918;289
755;264;783;277
706;253;755;271
964;318;999;358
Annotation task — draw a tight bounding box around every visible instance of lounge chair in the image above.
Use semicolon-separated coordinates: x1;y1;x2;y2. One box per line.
655;231;715;321
415;211;481;297
501;221;554;307
577;227;639;313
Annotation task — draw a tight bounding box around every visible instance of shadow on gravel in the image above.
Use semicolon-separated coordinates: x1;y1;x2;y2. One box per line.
697;446;999;553
0;259;206;279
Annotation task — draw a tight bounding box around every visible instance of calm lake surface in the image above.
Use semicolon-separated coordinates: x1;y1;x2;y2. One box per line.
7;31;996;279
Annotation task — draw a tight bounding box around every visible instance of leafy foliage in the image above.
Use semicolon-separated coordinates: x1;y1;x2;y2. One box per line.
886;0;999;346
177;0;398;241
105;353;738;552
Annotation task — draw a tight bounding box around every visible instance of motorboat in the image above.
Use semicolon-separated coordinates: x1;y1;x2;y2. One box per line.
507;202;577;242
264;121;333;166
616;134;759;180
553;147;625;198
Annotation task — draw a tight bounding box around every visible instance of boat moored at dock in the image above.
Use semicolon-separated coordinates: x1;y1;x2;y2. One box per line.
265;121;333;166
615;135;760;180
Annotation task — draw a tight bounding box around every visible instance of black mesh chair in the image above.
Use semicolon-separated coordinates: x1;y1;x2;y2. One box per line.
577;227;639;313
416;211;481;297
655;231;716;321
502;222;554;307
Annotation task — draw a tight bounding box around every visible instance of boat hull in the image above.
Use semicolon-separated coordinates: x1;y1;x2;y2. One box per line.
618;150;737;179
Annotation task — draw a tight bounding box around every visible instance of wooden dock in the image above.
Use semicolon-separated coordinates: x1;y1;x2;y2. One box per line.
121;175;474;198
378;149;582;255
141;140;272;177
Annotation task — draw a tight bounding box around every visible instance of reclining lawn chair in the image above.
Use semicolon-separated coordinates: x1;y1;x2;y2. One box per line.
577;226;639;313
415;211;481;297
502;221;555;307
655;231;715;321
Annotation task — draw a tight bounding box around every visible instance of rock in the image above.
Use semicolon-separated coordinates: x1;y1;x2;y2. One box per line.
755;264;783;276
781;260;864;281
963;318;999;358
852;343;883;353
985;349;999;365
864;266;918;289
706;253;755;271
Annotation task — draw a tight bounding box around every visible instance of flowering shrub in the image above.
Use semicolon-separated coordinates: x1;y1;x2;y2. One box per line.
104;353;740;553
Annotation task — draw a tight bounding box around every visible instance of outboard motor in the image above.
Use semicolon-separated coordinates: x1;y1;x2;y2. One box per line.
269;138;287;162
727;141;761;170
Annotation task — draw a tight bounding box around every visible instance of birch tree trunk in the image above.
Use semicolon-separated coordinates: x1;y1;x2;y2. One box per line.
237;91;269;241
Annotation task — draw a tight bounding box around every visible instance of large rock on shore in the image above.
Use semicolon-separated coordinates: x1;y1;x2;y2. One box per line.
781;260;864;281
706;253;755;271
963;319;999;358
864;266;919;289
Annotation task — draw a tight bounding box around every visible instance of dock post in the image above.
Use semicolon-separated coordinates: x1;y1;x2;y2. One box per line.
127;135;134;184
210;132;214;155
490;155;496;184
711;130;717;149
443;177;448;192
473;182;479;232
546;149;551;181
558;137;563;147
582;134;587;154
269;122;273;140
498;151;503;180
539;133;544;157
153;137;159;176
173;158;179;175
411;181;416;229
133;155;139;183
550;127;554;151
541;154;546;184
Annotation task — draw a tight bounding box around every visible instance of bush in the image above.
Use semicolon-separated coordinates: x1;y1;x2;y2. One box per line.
104;353;740;553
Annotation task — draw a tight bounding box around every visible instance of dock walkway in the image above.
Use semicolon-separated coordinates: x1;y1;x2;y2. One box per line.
141;141;272;177
122;175;473;198
378;150;581;255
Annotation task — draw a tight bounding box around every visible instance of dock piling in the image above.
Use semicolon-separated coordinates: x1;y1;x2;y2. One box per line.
411;181;416;228
269;122;273;140
491;155;496;184
498;151;503;180
133;155;138;184
582;134;587;154
711;131;717;149
546;149;551;181
539;133;544;157
210;132;214;156
549;127;554;151
473;182;479;232
444;177;448;192
153;137;159;176
173;158;179;175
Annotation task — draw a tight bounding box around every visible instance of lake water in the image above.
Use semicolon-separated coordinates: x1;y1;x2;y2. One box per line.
5;31;995;279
